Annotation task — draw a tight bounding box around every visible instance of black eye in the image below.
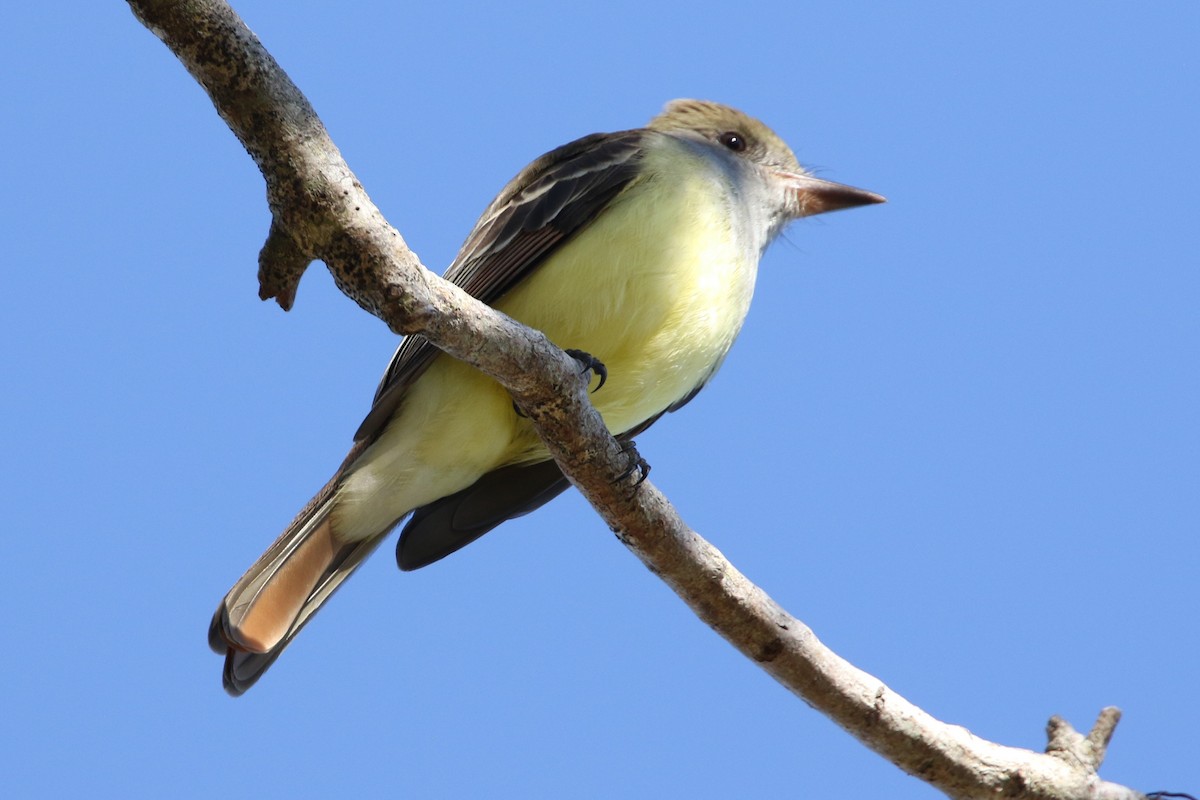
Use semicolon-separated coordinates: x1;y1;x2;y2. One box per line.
718;131;747;152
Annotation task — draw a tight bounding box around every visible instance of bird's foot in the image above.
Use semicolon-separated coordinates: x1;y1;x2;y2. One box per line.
512;350;606;419
512;349;606;418
615;440;651;487
564;349;607;392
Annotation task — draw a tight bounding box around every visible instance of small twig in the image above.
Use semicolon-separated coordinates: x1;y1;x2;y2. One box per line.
258;219;310;310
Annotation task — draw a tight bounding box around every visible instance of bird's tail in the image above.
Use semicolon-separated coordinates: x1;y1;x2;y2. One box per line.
208;466;387;696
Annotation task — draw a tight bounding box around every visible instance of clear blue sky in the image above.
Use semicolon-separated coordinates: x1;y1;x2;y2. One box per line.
2;2;1196;797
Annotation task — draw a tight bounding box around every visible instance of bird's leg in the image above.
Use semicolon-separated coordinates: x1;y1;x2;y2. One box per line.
615;440;651;487
513;349;609;418
564;349;608;392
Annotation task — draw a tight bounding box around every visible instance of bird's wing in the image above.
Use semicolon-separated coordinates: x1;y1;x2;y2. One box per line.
353;129;648;443
395;459;571;570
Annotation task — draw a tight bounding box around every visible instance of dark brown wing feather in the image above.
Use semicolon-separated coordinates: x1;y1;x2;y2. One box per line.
395;460;571;571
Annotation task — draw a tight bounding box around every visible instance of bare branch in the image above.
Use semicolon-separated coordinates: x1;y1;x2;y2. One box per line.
127;2;1151;797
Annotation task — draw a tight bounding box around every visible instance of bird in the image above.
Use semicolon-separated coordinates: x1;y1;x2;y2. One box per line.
208;99;884;695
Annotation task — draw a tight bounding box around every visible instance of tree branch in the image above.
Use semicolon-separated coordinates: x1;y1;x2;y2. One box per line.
128;2;1149;797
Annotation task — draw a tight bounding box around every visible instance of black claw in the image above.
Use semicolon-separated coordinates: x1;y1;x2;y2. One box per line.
615;440;651;486
564;349;607;393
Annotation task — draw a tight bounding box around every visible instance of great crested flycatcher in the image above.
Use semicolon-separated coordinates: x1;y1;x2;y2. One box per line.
209;99;884;694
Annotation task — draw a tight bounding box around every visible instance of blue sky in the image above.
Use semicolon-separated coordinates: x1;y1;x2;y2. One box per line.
2;2;1197;797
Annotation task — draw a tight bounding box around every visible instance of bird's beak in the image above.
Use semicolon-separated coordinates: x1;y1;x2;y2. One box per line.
777;171;886;218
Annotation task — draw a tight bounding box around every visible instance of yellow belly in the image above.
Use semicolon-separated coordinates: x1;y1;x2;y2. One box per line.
495;166;757;456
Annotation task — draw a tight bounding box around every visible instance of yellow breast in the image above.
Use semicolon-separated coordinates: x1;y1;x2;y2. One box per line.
497;143;758;442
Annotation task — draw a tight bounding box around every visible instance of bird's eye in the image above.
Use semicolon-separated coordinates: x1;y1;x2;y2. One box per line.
718;131;747;152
